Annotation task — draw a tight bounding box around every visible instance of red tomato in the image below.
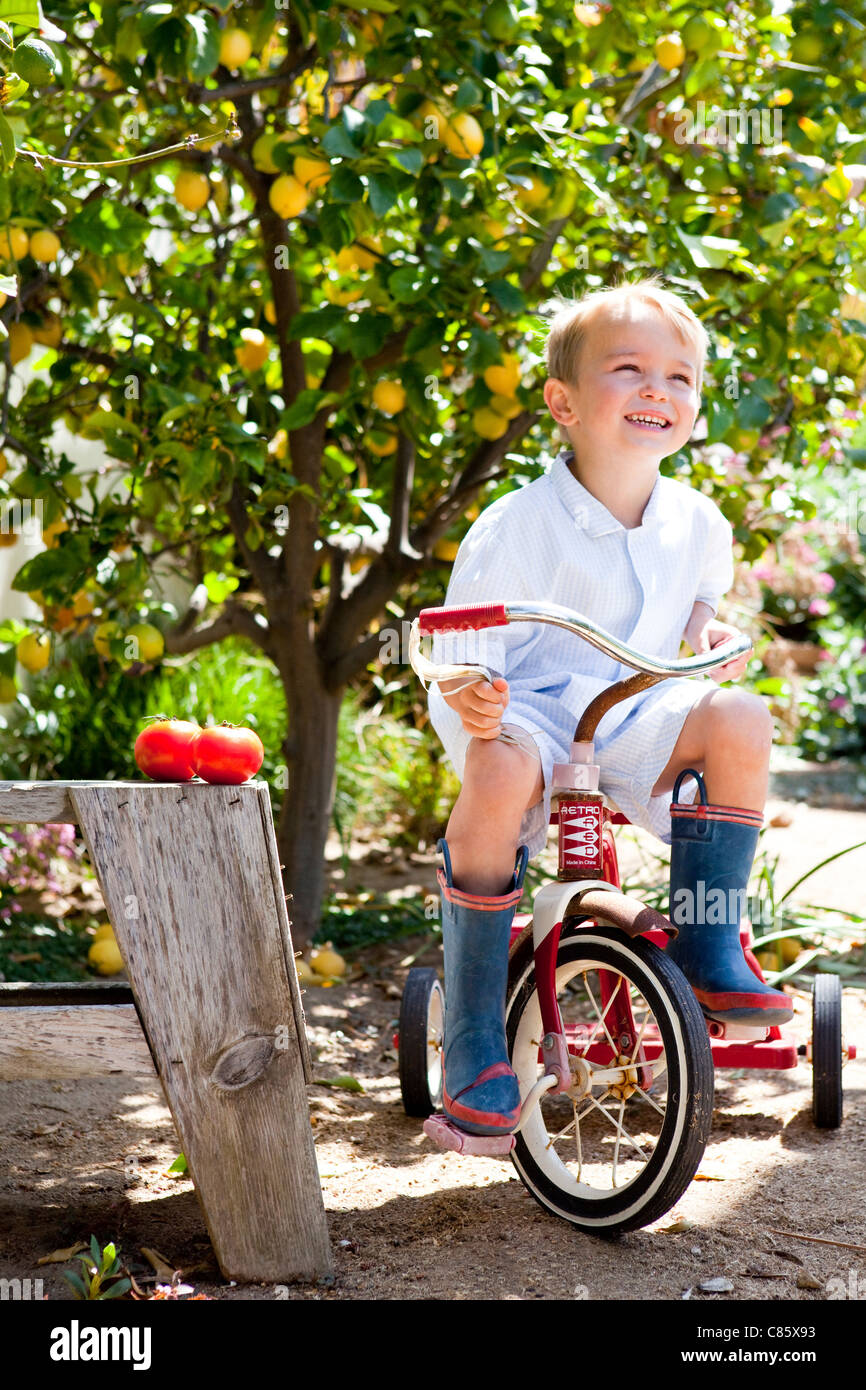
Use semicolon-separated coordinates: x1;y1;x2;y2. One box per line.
192;722;264;785
134;717;202;782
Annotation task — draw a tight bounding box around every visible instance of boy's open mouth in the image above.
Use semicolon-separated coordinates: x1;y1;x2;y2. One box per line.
624;412;673;431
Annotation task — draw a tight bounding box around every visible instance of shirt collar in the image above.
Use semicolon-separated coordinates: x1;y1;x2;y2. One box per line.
551;449;664;536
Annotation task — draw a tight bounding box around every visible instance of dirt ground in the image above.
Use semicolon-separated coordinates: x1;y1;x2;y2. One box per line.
1;758;865;1303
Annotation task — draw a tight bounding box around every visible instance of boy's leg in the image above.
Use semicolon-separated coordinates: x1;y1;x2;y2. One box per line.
650;686;772;809
445;726;544;895
437;727;544;1135
650;688;791;1025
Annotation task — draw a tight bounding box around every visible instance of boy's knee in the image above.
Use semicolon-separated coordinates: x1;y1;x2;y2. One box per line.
708;689;773;747
464;735;543;808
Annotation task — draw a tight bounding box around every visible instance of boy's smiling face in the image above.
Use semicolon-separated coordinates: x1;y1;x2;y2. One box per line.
544;300;702;464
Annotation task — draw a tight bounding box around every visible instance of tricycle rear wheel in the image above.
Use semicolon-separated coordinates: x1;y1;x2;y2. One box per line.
812;973;843;1129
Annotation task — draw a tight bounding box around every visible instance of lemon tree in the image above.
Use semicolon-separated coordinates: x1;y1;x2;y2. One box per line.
0;0;864;941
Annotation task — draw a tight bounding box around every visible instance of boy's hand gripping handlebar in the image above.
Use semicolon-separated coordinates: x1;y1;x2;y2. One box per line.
409;600;752;689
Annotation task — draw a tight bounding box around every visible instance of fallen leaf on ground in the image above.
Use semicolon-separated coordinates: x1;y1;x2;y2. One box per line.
699;1276;734;1293
37;1241;87;1265
661;1218;694;1233
141;1247;178;1282
797;1270;823;1289
693;1172;725;1181
313;1075;364;1092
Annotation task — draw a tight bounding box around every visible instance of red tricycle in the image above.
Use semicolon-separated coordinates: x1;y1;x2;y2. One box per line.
397;600;855;1235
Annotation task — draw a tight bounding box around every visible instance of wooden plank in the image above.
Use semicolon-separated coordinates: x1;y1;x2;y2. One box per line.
253;783;312;1081
69;782;332;1283
0;779;151;825
0;1005;156;1080
0;982;134;1007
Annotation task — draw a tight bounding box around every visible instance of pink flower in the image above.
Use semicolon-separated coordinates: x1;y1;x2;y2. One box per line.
828;697;849;711
808;599;830;615
752;565;775;581
816;573;835;593
816;649;832;662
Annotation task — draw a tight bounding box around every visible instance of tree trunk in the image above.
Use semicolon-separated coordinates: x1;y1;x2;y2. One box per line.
275;658;344;949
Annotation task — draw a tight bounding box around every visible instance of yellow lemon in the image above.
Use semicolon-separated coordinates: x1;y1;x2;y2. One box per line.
235;327;270;371
32;313;63;348
324;280;362;305
295;957;317;985
71;591;96;618
0;450;6;476
433;539;460;562
264;300;277;325
654;33;685;69
88;936;125;975
16;631;51;672
489;393;522;419
252;132;281;173
372;380;406;415
472;407;509;440
0;226;29;260
310;946;346;977
368;431;398;456
484;217;507;241
790;31;823;65
293;155;331;190
93;620;122;658
125;622;164;663
92;922;116;942
42;516;68;548
29;229;61;263
219;28;252;68
483;353;521;396
516;174;549;208
174;169;210;213
269;174;309;219
443;111;484;159
8;322;33;366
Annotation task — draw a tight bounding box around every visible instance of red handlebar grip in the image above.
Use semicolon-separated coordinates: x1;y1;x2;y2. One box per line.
418;603;509;634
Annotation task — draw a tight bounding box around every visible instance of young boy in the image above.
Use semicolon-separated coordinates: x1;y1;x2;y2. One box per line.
427;275;791;1138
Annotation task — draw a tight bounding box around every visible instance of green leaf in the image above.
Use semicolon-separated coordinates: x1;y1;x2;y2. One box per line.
486;278;524;314
676;228;745;270
327;167;365;203
454;78;483;110
0;113;16;169
0;0;40;24
66;202;150;256
283;389;340;429
61;1270;90;1300
0;272;15;297
89;1234;101;1266
184;10;220;79
99;1278;132;1299
390;147;424;176
313;1074;364;1092
367;171;399;218
166;1152;187;1173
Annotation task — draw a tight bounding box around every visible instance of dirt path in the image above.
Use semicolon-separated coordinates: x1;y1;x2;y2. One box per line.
0;773;864;1303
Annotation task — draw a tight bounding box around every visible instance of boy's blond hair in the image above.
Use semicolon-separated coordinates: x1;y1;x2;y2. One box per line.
542;273;710;444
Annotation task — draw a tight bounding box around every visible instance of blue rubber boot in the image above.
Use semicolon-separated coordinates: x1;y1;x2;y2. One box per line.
666;769;793;1026
437;837;529;1135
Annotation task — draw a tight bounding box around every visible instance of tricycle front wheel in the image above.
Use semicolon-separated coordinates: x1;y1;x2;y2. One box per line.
505;924;714;1235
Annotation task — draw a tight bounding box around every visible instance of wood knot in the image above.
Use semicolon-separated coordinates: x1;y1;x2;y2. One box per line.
210;1034;276;1091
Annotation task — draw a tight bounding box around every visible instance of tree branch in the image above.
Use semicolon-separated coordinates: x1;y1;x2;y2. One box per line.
165;599;275;660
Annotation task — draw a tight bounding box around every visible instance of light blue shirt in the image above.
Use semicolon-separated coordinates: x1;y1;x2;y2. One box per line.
428;449;735;852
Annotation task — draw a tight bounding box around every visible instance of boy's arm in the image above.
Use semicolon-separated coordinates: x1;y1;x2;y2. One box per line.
683;600;749;683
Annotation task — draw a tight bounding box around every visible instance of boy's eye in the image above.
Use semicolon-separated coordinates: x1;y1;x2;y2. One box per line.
616;363;693;384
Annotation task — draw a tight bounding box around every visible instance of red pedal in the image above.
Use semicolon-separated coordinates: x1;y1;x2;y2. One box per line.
423;1114;516;1156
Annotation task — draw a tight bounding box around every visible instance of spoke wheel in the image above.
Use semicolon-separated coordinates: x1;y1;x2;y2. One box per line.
398;968;444;1117
506;924;714;1234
